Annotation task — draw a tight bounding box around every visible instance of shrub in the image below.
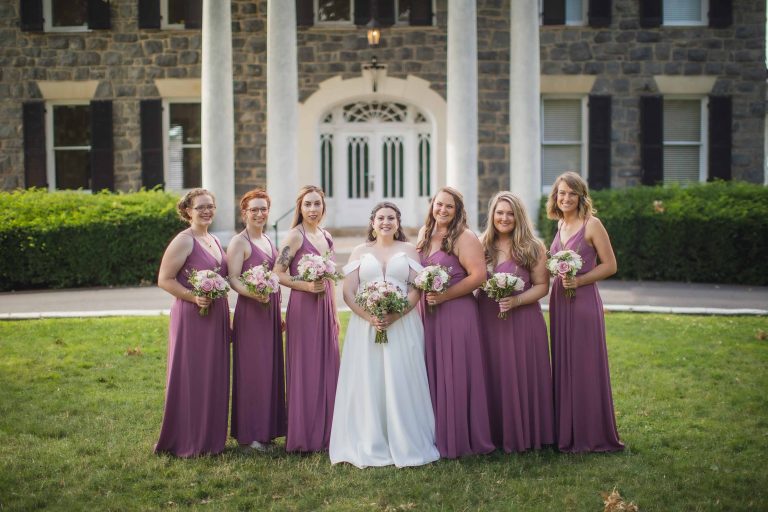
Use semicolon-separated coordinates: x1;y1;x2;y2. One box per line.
538;181;768;285
0;189;186;291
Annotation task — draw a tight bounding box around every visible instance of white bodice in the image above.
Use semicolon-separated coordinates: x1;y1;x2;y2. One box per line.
344;252;423;291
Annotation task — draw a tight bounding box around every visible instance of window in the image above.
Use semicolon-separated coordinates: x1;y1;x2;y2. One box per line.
164;102;202;190
297;0;433;27
663;0;708;25
541;0;588;26
163;0;185;28
47;103;92;189
316;0;352;23
663;98;706;183
540;98;588;193
44;0;88;32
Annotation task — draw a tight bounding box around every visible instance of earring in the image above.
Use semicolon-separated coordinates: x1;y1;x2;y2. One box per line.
371;230;377;239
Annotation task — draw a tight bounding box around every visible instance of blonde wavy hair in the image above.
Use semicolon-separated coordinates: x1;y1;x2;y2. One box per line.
546;171;596;220
416;187;468;256
480;191;544;270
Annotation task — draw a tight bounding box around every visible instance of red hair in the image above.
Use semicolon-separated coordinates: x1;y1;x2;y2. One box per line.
239;188;271;211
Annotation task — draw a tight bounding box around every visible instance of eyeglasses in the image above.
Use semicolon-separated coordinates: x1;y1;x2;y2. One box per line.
192;204;216;212
246;207;269;215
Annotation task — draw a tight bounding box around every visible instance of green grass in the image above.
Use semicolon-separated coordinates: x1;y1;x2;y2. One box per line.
0;314;767;511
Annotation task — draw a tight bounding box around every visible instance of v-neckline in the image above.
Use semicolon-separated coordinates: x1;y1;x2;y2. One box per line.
193;236;222;266
246;232;273;260
559;221;585;249
301;227;329;256
363;251;405;280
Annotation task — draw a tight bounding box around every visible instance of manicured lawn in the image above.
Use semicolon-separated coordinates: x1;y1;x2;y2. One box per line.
0;314;766;511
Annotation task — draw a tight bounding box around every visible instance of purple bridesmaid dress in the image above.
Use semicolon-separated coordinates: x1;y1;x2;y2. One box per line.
420;250;494;458
549;221;624;452
155;231;231;457
231;233;287;445
477;259;555;452
284;229;340;452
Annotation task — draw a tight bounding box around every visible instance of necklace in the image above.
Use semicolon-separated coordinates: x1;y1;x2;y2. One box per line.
194;233;214;249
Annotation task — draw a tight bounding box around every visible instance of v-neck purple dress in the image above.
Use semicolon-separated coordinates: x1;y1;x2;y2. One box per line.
549;221;624;453
420;250;494;458
155;231;231;458
231;233;286;446
284;229;340;452
477;258;555;452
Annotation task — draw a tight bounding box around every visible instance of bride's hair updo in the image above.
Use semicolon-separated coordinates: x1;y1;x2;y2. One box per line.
366;202;407;242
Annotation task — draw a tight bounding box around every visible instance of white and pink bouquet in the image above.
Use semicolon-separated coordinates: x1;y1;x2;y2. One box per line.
354;280;410;344
546;250;584;298
187;268;229;316
411;264;451;312
239;263;280;307
293;253;343;284
481;272;525;319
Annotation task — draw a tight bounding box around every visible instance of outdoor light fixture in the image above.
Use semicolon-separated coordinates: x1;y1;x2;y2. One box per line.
366;18;381;47
363;17;385;92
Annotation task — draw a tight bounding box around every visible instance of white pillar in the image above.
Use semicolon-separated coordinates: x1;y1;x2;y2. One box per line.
509;0;542;225
446;0;479;231
202;0;236;239
267;0;299;229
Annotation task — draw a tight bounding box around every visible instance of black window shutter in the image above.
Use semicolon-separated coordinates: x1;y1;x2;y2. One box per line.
87;0;111;29
708;96;732;181
185;0;202;29
639;0;662;28
140;100;164;189
138;0;160;29
409;0;433;26
90;101;114;192
542;0;565;25
640;95;663;186
709;0;732;28
588;0;611;27
20;0;44;31
588;95;612;190
354;0;370;26
377;0;395;27
23;102;47;188
296;0;314;26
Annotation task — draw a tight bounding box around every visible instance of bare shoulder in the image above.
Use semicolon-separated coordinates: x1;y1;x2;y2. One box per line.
585;215;607;234
348;242;371;261
227;233;248;251
457;228;482;247
281;228;303;248
169;231;194;251
416;226;427;242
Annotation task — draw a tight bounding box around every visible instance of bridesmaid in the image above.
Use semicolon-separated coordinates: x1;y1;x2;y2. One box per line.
227;188;286;450
417;186;494;458
274;185;340;452
547;171;624;453
477;191;554;453
155;188;230;457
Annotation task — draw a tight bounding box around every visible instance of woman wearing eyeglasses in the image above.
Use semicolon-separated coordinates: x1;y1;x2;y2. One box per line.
155;188;231;457
227;189;286;451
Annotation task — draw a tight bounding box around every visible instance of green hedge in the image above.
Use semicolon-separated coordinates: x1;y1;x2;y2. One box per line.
538;181;768;285
0;189;185;291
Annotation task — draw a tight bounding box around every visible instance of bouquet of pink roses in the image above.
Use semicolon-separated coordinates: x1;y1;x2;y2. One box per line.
481;272;525;319
546;249;583;298
354;280;410;344
187;268;229;316
293;252;344;284
411;264;451;312
239;263;280;308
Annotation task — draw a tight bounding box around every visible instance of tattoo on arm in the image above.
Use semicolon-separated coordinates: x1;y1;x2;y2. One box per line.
276;246;292;268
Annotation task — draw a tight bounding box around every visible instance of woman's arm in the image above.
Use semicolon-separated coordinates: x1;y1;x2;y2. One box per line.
273;230;325;293
157;234;209;308
563;216;617;290
226;235;269;302
498;248;549;313
426;230;486;305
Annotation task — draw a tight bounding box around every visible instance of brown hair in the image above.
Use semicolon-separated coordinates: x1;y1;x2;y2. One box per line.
546;171;596;220
366;202;408;242
416;186;467;255
290;185;327;228
176;188;215;223
480;191;544;270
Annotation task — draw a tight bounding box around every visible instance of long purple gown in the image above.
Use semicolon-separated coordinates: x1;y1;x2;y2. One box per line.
284;229;340;452
231;233;286;445
549;221;624;452
420;250;494;458
155;232;230;458
477;259;555;452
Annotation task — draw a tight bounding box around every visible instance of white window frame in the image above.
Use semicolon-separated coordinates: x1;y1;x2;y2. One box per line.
315;0;355;26
538;0;587;26
540;95;589;195
162;98;202;192
662;96;708;184
161;0;185;30
45;100;92;191
43;0;89;32
662;0;709;26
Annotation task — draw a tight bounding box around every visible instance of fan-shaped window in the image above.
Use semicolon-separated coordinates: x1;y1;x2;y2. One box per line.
343;102;408;123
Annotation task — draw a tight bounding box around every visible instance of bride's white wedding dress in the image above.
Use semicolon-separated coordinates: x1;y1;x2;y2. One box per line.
329;252;440;468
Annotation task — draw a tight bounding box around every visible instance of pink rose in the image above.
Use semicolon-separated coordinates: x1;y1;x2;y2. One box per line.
200;278;214;292
557;261;571;275
432;276;443;291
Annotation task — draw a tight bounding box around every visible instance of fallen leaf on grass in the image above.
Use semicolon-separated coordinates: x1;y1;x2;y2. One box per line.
755;329;767;341
125;346;143;356
601;487;639;512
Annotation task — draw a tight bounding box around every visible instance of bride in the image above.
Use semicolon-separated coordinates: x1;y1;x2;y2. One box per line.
329;202;440;468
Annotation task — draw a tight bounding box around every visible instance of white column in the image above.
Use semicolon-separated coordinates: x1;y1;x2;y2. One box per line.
202;0;236;240
267;0;299;229
446;0;479;231
509;0;542;225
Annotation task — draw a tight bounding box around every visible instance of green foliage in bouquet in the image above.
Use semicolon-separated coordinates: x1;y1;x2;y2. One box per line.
538;181;768;285
0;188;185;290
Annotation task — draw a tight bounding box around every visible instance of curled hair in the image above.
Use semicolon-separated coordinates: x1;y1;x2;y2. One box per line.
291;185;327;228
546;171;596;220
480;191;544;270
416;186;468;255
176;188;215;223
366;202;408;242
